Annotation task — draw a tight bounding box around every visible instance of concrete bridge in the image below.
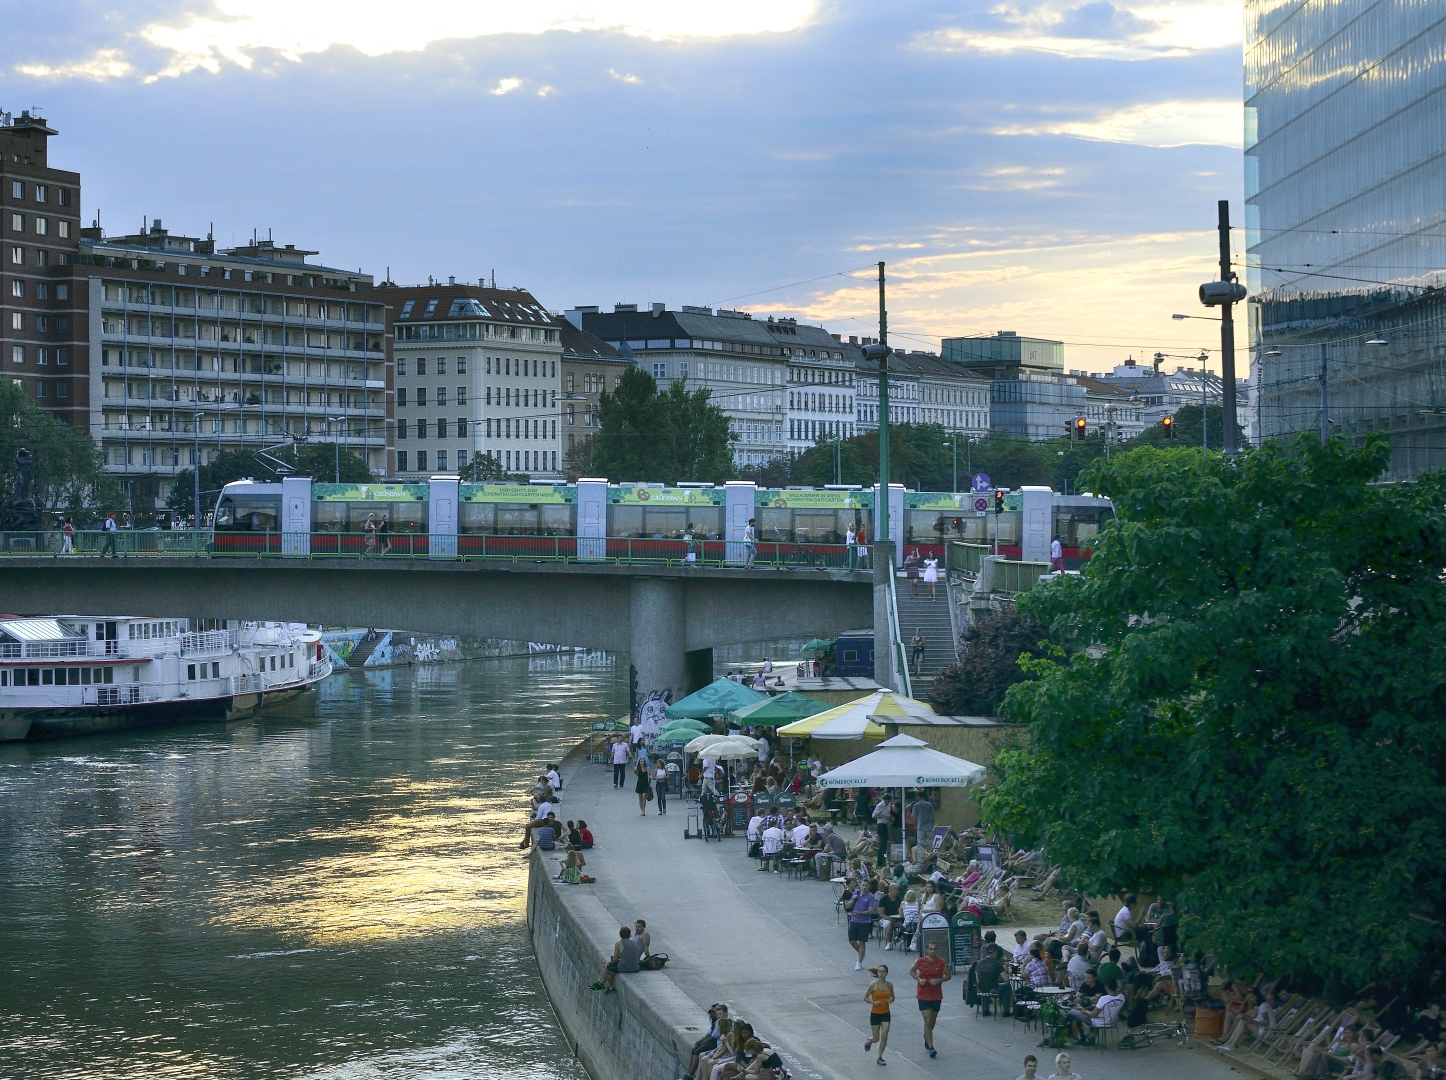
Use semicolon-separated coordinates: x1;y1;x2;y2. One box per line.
0;555;879;706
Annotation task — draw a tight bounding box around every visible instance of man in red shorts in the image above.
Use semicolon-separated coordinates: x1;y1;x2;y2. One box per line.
909;939;952;1058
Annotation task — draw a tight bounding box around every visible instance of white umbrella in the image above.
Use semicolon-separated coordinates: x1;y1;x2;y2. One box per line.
694;738;758;760
685;733;759;755
816;733;986;788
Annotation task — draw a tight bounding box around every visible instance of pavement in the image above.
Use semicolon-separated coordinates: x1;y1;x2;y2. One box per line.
548;754;1251;1080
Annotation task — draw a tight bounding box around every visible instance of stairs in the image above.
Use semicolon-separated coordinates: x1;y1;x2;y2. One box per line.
894;574;958;693
346;631;387;668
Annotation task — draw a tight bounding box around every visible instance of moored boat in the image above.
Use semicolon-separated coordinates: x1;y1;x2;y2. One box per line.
0;616;332;740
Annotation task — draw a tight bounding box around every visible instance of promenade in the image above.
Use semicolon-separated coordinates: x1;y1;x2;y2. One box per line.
549;753;1245;1080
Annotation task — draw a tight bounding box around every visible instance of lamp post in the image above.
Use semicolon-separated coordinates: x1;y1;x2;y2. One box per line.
942;439;957;493
861;263;892;540
327;415;345;483
1196;200;1248;454
192;412;204;529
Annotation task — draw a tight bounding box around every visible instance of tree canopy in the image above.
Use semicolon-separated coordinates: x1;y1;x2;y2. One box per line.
928;605;1047;717
0;381;121;517
981;437;1446;994
1132;404;1248;452
589;367;735;483
166;442;372;516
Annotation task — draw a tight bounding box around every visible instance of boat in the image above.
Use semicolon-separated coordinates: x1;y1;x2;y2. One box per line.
0;615;333;741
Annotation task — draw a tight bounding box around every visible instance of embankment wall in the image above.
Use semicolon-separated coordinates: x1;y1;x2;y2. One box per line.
526;852;705;1080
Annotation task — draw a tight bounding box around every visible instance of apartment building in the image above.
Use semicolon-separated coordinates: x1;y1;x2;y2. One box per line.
0;111;84;427
854;347;991;438
557;318;628;472
778;317;856;452
379;283;562;478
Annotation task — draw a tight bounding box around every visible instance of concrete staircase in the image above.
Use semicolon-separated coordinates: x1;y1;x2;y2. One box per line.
894;574;958;693
345;632;387;668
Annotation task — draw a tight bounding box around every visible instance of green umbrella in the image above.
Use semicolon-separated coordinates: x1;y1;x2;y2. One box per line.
590;717;629;732
657;721;710;743
663;677;767;720
728;691;831;728
800;638;834;655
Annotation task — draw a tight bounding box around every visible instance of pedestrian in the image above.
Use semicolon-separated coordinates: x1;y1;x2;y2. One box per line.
856;524;869;569
1050;536;1064;573
100;511;118;557
610;737;630;789
744;517;757;568
60;516;74;555
1017;1054;1040;1080
846;523;857;568
634;757;652;816
909;939;951;1058
910;628;925;675
379;513;391;555
363;512;378;556
864;964;895;1066
872;793;894;865
684;521;696;564
1046;1051;1082;1080
923;555;939;599
905;548;920;595
653;759;669;815
845;880;879;970
910;791;935;850
701;754;720;798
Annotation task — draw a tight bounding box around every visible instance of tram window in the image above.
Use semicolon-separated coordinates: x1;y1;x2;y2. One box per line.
610;506;644;537
344;502;426;533
758;507;793;542
540;504;577;536
905;511;955;545
641;508;690;539
496;505;540;535
459;503;495;534
215;497;281;531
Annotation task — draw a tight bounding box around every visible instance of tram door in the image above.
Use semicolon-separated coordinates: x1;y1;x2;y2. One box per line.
577;479;608;560
282;477;311;557
429;477;459;559
724;481;755;565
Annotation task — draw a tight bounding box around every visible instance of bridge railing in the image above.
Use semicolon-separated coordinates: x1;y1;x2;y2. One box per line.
0;530;866;571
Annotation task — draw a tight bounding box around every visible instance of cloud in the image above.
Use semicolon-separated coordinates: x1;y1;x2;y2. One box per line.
537;85;556;97
15;48;136;80
491;77;524;96
917;0;1241;60
994;99;1242;147
608;67;643;84
41;1;820;82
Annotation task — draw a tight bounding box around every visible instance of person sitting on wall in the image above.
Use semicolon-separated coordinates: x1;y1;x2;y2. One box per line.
683;1005;730;1080
589;925;642;994
576;820;594;848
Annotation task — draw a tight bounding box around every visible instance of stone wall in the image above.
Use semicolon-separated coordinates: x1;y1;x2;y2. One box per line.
526;852;706;1080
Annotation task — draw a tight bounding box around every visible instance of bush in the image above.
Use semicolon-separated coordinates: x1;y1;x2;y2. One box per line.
928;605;1047;716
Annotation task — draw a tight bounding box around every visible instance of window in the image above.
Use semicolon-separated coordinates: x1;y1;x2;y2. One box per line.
35;249;45;267
397;450;408;471
436;418;448;438
36;316;47;333
680;361;689;379
456;385;466;405
437;358;446;375
416;419;427;439
35;283;47;299
457;416;466;437
36;348;47;365
397;358;406;376
566;372;575;392
35;381;46;398
399;299;415;318
9;214;20;232
9;181;20;199
422;299;438;317
417;358;426;376
485;387;491;406
457;356;467;374
436;386;447;406
652;362;667;380
397;387;407;406
485;356;491;374
437;450;448;470
10;346;21;363
34;218;47;236
9;280;20;297
396;419;407;439
416;387;427;406
58;188;70;207
34;185;47;203
10;246;20;264
416;450;428;471
11;313;21;331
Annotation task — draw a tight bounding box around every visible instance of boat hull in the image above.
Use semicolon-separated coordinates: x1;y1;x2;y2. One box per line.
6;681;318;740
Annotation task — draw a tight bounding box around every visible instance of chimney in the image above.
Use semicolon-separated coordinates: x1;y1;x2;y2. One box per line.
651;302;665;318
849;336;859;345
448;275;456;286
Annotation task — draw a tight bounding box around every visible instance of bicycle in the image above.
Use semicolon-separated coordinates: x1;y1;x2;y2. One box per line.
1118;1018;1189;1050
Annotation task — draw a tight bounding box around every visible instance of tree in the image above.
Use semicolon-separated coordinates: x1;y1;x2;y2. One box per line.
459;451;530;483
592;367;736;483
0;380;121;518
929;605;1048;717
166;442;372;516
980;437;1446;993
1132;404;1247;451
562;434;596;482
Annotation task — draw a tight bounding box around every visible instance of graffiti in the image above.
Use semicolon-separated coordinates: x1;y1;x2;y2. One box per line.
638;689;671;736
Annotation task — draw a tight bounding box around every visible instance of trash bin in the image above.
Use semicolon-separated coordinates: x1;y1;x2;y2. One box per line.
1194;1008;1223;1039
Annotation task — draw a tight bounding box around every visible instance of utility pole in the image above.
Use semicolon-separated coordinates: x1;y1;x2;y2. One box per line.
876;261;890;541
1197;201;1246;454
1319;343;1329;443
192;413;203;529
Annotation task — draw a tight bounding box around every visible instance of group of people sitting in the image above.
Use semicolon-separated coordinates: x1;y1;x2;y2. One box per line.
681;1002;790;1080
514;762;597;884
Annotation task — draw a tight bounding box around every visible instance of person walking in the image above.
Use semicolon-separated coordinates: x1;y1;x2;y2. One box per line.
904;548;921;595
378;513;392;555
845;881;879;970
910;791;935;850
856;525;869;570
1050;536;1064;574
846;524;857;569
683;521;696;564
909;940;952;1058
864;965;896;1066
910;629;926;676
872;793;894;866
744;518;757;569
653;760;669;815
1046;1051;1082;1080
362;513;378;556
100;511;119;557
60;517;75;555
1017;1055;1040;1080
634;757;652;816
610;737;630;789
923;555;940;600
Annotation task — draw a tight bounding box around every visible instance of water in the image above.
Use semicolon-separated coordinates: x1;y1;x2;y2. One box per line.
0;656;625;1079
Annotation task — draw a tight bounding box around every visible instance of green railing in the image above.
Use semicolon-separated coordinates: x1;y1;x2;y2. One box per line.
946;541;992;576
0;530;866;571
946;540;1054;595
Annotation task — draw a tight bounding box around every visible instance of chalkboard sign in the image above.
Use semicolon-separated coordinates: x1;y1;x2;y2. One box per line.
918;912;950;961
731;792;751;831
951;911;982;970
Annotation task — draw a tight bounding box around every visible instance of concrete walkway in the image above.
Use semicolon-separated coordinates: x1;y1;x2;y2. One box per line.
551;755;1246;1080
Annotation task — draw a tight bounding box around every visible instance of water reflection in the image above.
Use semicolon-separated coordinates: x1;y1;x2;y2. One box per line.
0;657;621;1079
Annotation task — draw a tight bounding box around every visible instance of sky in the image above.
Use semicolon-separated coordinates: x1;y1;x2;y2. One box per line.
4;0;1248;373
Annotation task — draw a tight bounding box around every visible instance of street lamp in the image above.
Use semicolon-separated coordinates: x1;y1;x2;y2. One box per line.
941;439;958;493
327;415;346;483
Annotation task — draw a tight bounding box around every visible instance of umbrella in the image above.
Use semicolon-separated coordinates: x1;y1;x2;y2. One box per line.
658;719;709;737
664;677;767;720
691;738;758;760
657;723;709;744
685;732;759;754
729;691;830;728
775;690;938;741
800;638;834;655
816;732;986;788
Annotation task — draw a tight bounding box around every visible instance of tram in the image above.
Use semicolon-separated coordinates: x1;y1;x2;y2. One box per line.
212;478;1112;567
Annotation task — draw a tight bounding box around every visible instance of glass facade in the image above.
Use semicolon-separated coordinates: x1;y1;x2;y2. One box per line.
1245;0;1446;479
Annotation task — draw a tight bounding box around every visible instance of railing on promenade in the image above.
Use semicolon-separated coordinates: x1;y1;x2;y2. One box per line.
946;540;1054;596
0;530;868;572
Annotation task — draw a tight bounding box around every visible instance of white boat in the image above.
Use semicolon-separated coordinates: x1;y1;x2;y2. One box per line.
0;616;333;741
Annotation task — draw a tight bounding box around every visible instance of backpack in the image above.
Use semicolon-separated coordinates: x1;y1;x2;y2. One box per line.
1126;995;1151;1028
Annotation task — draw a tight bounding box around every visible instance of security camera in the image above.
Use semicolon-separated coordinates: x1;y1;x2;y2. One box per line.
861;343;892;363
1199;280;1248;306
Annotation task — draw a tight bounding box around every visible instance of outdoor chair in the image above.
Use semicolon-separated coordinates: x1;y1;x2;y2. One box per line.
973;989;1001;1020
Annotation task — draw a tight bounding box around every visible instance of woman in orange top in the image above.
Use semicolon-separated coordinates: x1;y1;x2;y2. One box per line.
864;964;896;1067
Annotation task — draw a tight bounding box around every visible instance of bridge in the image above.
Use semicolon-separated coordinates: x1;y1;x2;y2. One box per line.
0;549;885;706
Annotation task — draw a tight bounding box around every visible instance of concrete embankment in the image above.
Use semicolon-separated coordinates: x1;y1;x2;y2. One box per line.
527;851;704;1080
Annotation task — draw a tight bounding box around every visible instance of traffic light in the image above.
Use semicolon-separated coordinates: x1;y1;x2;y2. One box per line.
993;490;1004;515
1162;415;1174;438
1074;416;1087;438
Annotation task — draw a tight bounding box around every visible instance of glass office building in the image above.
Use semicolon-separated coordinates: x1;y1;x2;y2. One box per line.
1245;1;1446;479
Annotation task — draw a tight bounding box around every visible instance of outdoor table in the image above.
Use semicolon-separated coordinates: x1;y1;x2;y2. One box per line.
1033;987;1076;1048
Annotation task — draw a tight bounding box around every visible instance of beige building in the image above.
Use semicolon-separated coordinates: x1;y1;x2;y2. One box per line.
379;283;562;478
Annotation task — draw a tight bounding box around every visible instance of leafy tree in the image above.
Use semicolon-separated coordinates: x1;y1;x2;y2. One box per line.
459;451;530;483
166;442;372;516
592;367;736;483
981;437;1446;992
928;605;1047;717
1132;404;1247;451
0;380;122;517
562;434;596;482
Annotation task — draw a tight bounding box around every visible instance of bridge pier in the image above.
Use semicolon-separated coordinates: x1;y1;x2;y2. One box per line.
628;577;688;713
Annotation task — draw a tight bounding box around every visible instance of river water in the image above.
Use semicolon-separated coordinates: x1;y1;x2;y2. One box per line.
0;655;626;1080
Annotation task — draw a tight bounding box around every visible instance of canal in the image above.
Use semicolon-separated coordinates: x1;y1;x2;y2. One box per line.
0;655;626;1079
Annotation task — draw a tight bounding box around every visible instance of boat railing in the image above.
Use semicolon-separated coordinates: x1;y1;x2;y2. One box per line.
92;684;160;706
1;639;100;659
308;659;332;680
180;629;237;656
230;674;264;695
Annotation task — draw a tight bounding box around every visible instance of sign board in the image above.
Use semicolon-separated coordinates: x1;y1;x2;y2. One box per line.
610;486;723;506
314;483;425;503
918;912;951;962
731;792;751;831
973;497;988;512
462;483;573;504
951;911;982;971
970;473;991;492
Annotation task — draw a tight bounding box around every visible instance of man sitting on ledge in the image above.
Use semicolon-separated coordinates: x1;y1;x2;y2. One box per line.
589;926;642;994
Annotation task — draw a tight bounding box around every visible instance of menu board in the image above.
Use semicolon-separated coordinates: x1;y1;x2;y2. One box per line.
951;911;982;970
